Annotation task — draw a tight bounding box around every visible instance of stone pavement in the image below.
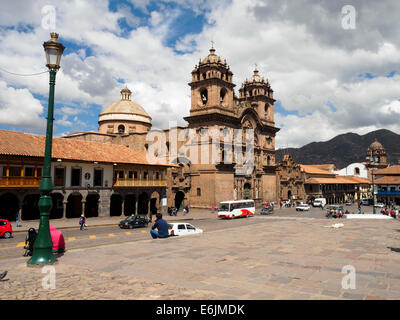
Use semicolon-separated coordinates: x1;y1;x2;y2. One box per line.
10;208;216;234
1;215;400;300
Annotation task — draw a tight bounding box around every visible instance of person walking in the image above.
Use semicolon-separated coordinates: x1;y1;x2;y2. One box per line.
211;205;215;214
16;211;22;227
183;204;189;216
150;213;169;239
79;214;86;231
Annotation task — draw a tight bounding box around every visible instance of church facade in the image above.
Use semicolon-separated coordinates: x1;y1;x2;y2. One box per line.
65;48;280;211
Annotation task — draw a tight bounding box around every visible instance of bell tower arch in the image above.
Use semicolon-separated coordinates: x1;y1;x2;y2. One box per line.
188;47;236;118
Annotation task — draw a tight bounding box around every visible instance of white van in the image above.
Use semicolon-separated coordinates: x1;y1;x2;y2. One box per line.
313;198;326;207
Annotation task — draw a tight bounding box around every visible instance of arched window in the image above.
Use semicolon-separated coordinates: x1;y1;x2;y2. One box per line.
220;88;227;103
202;73;206;80
200;89;208;105
118;125;125;133
267;156;271;166
354;167;360;175
264;103;268;116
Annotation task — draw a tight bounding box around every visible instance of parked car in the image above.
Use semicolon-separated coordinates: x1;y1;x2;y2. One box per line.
296;204;310;211
260;206;274;215
374;203;385;208
119;215;149;229
361;198;372;206
168;223;203;237
345;201;353;206
312;198;326;207
0;219;12;239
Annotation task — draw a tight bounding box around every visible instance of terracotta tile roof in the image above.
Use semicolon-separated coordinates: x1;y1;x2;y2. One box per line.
374;165;400;175
310;164;336;170
300;165;336;176
0;130;172;167
305;176;371;185
374;176;400;185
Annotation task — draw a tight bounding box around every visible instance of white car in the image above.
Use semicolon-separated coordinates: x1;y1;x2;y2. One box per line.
168;223;203;237
374;203;385;208
296;204;310;211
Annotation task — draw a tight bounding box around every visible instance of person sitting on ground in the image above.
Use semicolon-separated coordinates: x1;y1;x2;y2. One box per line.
50;224;65;254
150;213;169;239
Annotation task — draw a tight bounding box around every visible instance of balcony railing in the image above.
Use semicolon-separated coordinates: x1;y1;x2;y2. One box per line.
0;177;41;188
113;179;167;187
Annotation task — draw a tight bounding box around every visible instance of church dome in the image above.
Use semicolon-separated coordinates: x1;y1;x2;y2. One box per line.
99;88;151;125
244;68;268;85
200;48;225;65
368;139;385;151
98;88;152;134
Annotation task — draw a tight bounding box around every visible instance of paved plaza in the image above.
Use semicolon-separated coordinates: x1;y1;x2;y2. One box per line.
1;211;400;300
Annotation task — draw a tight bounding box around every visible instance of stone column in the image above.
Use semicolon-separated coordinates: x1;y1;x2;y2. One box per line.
135;195;139;216
121;196;125;217
62;200;68;219
81;199;86;217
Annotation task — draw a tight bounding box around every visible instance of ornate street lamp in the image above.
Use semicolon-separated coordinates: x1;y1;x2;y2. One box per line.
28;33;65;265
366;151;378;215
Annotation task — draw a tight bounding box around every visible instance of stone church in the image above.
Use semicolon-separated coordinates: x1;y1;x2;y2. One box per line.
65;47;279;210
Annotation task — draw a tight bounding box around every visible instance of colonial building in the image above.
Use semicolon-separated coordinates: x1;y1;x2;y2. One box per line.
276;154;306;203
374;165;400;206
0;130;170;222
65;47;280;209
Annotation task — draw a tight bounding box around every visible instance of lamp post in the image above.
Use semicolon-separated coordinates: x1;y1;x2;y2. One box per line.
367;151;378;215
28;33;65;265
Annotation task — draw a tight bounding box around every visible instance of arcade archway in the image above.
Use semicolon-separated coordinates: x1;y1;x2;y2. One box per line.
0;193;19;221
174;191;185;211
66;193;83;218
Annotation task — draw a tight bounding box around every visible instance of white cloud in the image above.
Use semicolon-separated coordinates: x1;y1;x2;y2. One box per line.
0;0;399;149
0;80;46;130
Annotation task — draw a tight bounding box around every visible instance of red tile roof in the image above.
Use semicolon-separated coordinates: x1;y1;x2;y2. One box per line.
300;165;336;176
374;165;400;175
305;176;371;184
374;176;400;185
0;130;172;167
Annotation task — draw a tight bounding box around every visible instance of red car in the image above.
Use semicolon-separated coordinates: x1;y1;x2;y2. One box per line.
0;219;12;238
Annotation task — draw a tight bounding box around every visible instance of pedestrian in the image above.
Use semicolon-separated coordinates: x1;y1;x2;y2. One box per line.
183;204;189;215
16;211;22;227
79;214;86;231
150;213;169;239
211;205;215;214
279;200;282;209
23;228;37;257
173;207;177;216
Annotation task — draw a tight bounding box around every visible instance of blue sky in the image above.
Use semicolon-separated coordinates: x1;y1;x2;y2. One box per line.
0;0;399;148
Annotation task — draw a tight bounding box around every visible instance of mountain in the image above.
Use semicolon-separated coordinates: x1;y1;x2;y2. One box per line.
276;129;400;169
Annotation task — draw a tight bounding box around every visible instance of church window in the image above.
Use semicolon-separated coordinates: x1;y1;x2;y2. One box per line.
264;103;268;116
118;125;125;133
267;156;271;166
354;167;360;175
220;88;227;103
197;188;201;196
200;89;208;105
202;73;206;80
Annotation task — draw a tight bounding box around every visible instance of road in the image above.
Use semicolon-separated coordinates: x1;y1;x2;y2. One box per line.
0;203;370;260
0;215;278;260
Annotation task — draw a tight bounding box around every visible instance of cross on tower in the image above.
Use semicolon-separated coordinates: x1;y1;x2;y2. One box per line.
211;40;214;49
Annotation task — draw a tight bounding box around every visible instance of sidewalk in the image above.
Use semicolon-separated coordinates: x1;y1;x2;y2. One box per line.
10;208;216;233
